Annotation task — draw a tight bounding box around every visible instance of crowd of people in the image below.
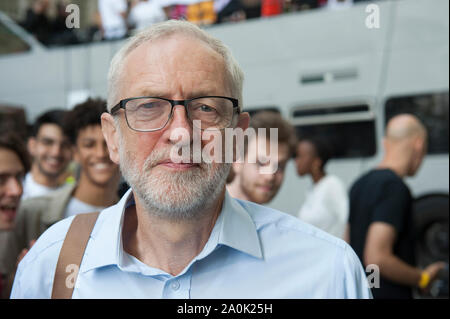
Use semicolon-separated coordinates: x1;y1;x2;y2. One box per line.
17;0;371;46
20;0;80;46
0;18;446;299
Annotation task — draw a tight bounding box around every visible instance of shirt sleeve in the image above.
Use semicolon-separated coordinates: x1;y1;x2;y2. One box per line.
371;181;410;234
336;243;373;299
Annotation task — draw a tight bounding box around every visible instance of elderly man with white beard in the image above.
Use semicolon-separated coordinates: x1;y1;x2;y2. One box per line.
11;20;372;299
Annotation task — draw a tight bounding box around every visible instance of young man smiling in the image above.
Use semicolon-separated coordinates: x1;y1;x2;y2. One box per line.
12;98;121;265
23;110;73;200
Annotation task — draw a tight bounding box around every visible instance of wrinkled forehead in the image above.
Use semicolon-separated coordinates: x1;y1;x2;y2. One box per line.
119;34;230;98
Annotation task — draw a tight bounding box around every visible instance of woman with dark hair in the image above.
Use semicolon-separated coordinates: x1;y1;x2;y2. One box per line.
295;136;349;239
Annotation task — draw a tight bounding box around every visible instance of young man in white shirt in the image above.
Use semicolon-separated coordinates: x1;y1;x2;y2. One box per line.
295;136;349;238
22;110;73;200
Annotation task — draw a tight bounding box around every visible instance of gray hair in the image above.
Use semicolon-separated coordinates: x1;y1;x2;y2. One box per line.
107;20;244;112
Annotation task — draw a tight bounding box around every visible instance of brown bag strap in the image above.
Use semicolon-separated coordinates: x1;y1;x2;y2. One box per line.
51;211;100;299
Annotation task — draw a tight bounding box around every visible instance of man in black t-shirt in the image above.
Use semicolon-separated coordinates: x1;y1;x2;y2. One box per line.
347;114;445;298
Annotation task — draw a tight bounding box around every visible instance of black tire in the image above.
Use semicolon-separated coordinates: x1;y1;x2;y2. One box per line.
412;194;449;298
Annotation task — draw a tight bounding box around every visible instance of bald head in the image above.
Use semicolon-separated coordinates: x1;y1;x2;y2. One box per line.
383;114;427;177
386;114;427;142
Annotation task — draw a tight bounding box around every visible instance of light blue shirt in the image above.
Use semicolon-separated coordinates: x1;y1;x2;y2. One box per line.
11;189;372;298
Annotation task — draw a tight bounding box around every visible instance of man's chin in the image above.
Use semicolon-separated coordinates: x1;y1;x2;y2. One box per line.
249;194;273;205
135;173;227;219
0;210;16;229
134;189;213;221
39;166;66;180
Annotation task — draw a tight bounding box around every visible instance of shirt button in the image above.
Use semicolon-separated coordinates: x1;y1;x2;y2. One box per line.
171;280;180;291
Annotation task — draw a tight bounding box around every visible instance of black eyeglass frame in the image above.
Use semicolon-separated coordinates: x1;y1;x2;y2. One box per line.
110;96;241;132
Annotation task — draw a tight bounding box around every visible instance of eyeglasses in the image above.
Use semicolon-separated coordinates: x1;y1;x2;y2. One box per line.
110;96;240;132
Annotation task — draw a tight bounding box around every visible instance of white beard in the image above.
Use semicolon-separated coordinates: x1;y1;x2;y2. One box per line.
118;136;230;221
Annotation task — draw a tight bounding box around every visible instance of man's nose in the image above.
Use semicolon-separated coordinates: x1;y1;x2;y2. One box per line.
262;170;276;182
49;142;63;157
5;177;23;198
166;105;193;145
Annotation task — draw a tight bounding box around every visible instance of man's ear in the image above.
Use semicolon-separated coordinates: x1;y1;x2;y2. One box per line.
101;113;120;164
27;137;36;157
416;136;426;151
232;161;243;174
232;112;250;163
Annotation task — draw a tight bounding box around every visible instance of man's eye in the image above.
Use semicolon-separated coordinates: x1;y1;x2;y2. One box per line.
41;139;54;146
199;105;215;112
83;143;95;148
140;102;164;109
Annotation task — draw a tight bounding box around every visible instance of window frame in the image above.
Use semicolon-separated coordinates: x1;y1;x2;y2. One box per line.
384;91;449;155
290;100;377;159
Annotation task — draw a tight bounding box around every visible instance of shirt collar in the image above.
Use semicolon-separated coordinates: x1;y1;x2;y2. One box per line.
217;191;263;259
81;188;262;274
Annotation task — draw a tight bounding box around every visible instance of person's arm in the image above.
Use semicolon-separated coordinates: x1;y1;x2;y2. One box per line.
364;222;444;288
364;222;420;286
339;244;373;298
329;179;349;239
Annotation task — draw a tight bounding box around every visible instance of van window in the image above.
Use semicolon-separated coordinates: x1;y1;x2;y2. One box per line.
385;92;449;154
295;120;377;159
0;21;30;55
292;105;369;117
